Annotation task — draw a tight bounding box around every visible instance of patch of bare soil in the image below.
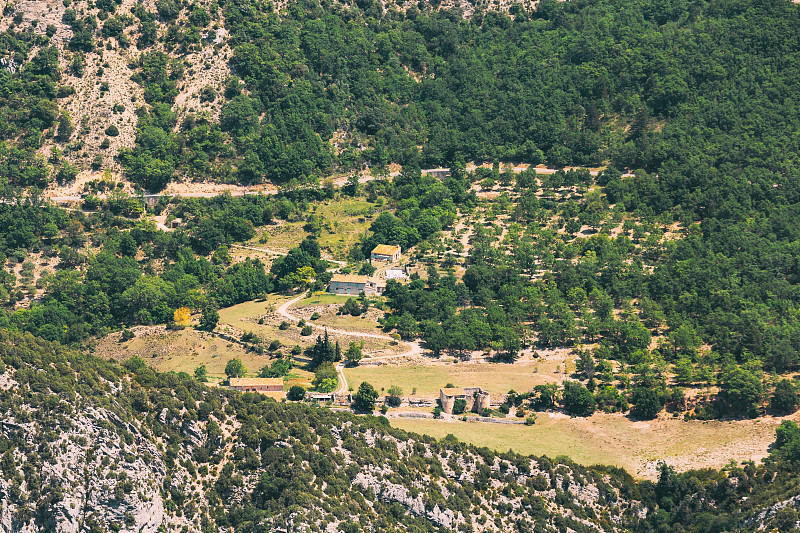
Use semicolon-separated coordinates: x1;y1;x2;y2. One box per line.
4;0;232;182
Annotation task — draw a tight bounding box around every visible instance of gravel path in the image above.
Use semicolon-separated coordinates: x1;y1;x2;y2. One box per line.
276;291;425;393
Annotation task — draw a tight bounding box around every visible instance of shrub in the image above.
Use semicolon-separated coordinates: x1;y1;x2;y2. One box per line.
105;124;119;137
301;325;313;336
386;385;403;407
562;381;596;417
287;385;306;401
279;321;290;330
629;387;663;420
200;306;219;331
339;298;361;316
771;379;799;415
452;398;467;415
525;416;537;426
310;312;321;320
156;0;180;20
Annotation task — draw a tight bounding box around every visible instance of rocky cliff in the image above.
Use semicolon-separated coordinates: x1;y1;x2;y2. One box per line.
0;330;797;533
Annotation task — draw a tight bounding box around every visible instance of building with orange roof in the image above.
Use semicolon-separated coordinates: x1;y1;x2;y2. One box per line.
371;244;401;262
229;377;284;399
328;273;385;296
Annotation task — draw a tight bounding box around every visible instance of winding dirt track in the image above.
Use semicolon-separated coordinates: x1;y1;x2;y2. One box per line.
275;291;424;393
41;166;635;204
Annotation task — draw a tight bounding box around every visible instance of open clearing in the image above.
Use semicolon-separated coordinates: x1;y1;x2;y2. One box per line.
219;294;406;358
344;360;570;397
391;411;796;480
94;327;282;381
253;197;376;260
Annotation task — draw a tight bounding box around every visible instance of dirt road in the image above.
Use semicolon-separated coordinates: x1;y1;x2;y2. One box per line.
41;165;636;205
276;291;423;358
276;291;424;392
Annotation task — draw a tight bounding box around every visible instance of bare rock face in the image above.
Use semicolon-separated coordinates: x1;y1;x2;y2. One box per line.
0;405;167;533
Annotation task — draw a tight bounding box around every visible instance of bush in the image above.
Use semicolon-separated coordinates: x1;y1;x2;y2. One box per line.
339;298;362;316
771;379;799;415
452;398;467;415
562;381;596;417
105;124;119;137
313;362;338;392
629;387;663;420
386;385;403;407
268;340;282;351
287;385;306;401
301;325;313;336
200;306;219;331
156;0;180;20
525;416;537;426
310;312;321;320
279;321;290;330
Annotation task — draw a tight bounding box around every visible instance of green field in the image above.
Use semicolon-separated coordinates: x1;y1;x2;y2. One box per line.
344;361;569;396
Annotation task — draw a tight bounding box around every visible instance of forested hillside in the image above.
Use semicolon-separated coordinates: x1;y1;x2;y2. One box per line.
3;330;800;532
2;0;799;189
4;2;800;529
1;0;800;419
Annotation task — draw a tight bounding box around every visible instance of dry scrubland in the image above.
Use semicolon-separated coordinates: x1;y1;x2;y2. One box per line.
93;326;284;381
392;411;797;480
250;198;376;261
220;296;406;357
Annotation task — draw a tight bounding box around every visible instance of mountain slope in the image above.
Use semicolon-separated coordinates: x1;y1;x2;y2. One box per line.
2;330;800;532
0;330;646;532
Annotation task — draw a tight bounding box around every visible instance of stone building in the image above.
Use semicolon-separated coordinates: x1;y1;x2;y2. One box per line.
328;274;385;295
371;244;402;262
439;387;491;414
229;378;285;400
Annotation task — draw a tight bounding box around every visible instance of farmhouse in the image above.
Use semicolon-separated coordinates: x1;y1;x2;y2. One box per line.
371;244;401;262
229;378;285;400
328;274;385;296
439;387;491;414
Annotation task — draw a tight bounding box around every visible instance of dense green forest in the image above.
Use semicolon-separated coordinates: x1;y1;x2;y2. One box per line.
2;0;799;188
0;187;338;343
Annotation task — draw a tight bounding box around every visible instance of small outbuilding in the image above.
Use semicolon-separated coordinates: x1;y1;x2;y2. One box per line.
385;269;406;280
371;244;402;262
